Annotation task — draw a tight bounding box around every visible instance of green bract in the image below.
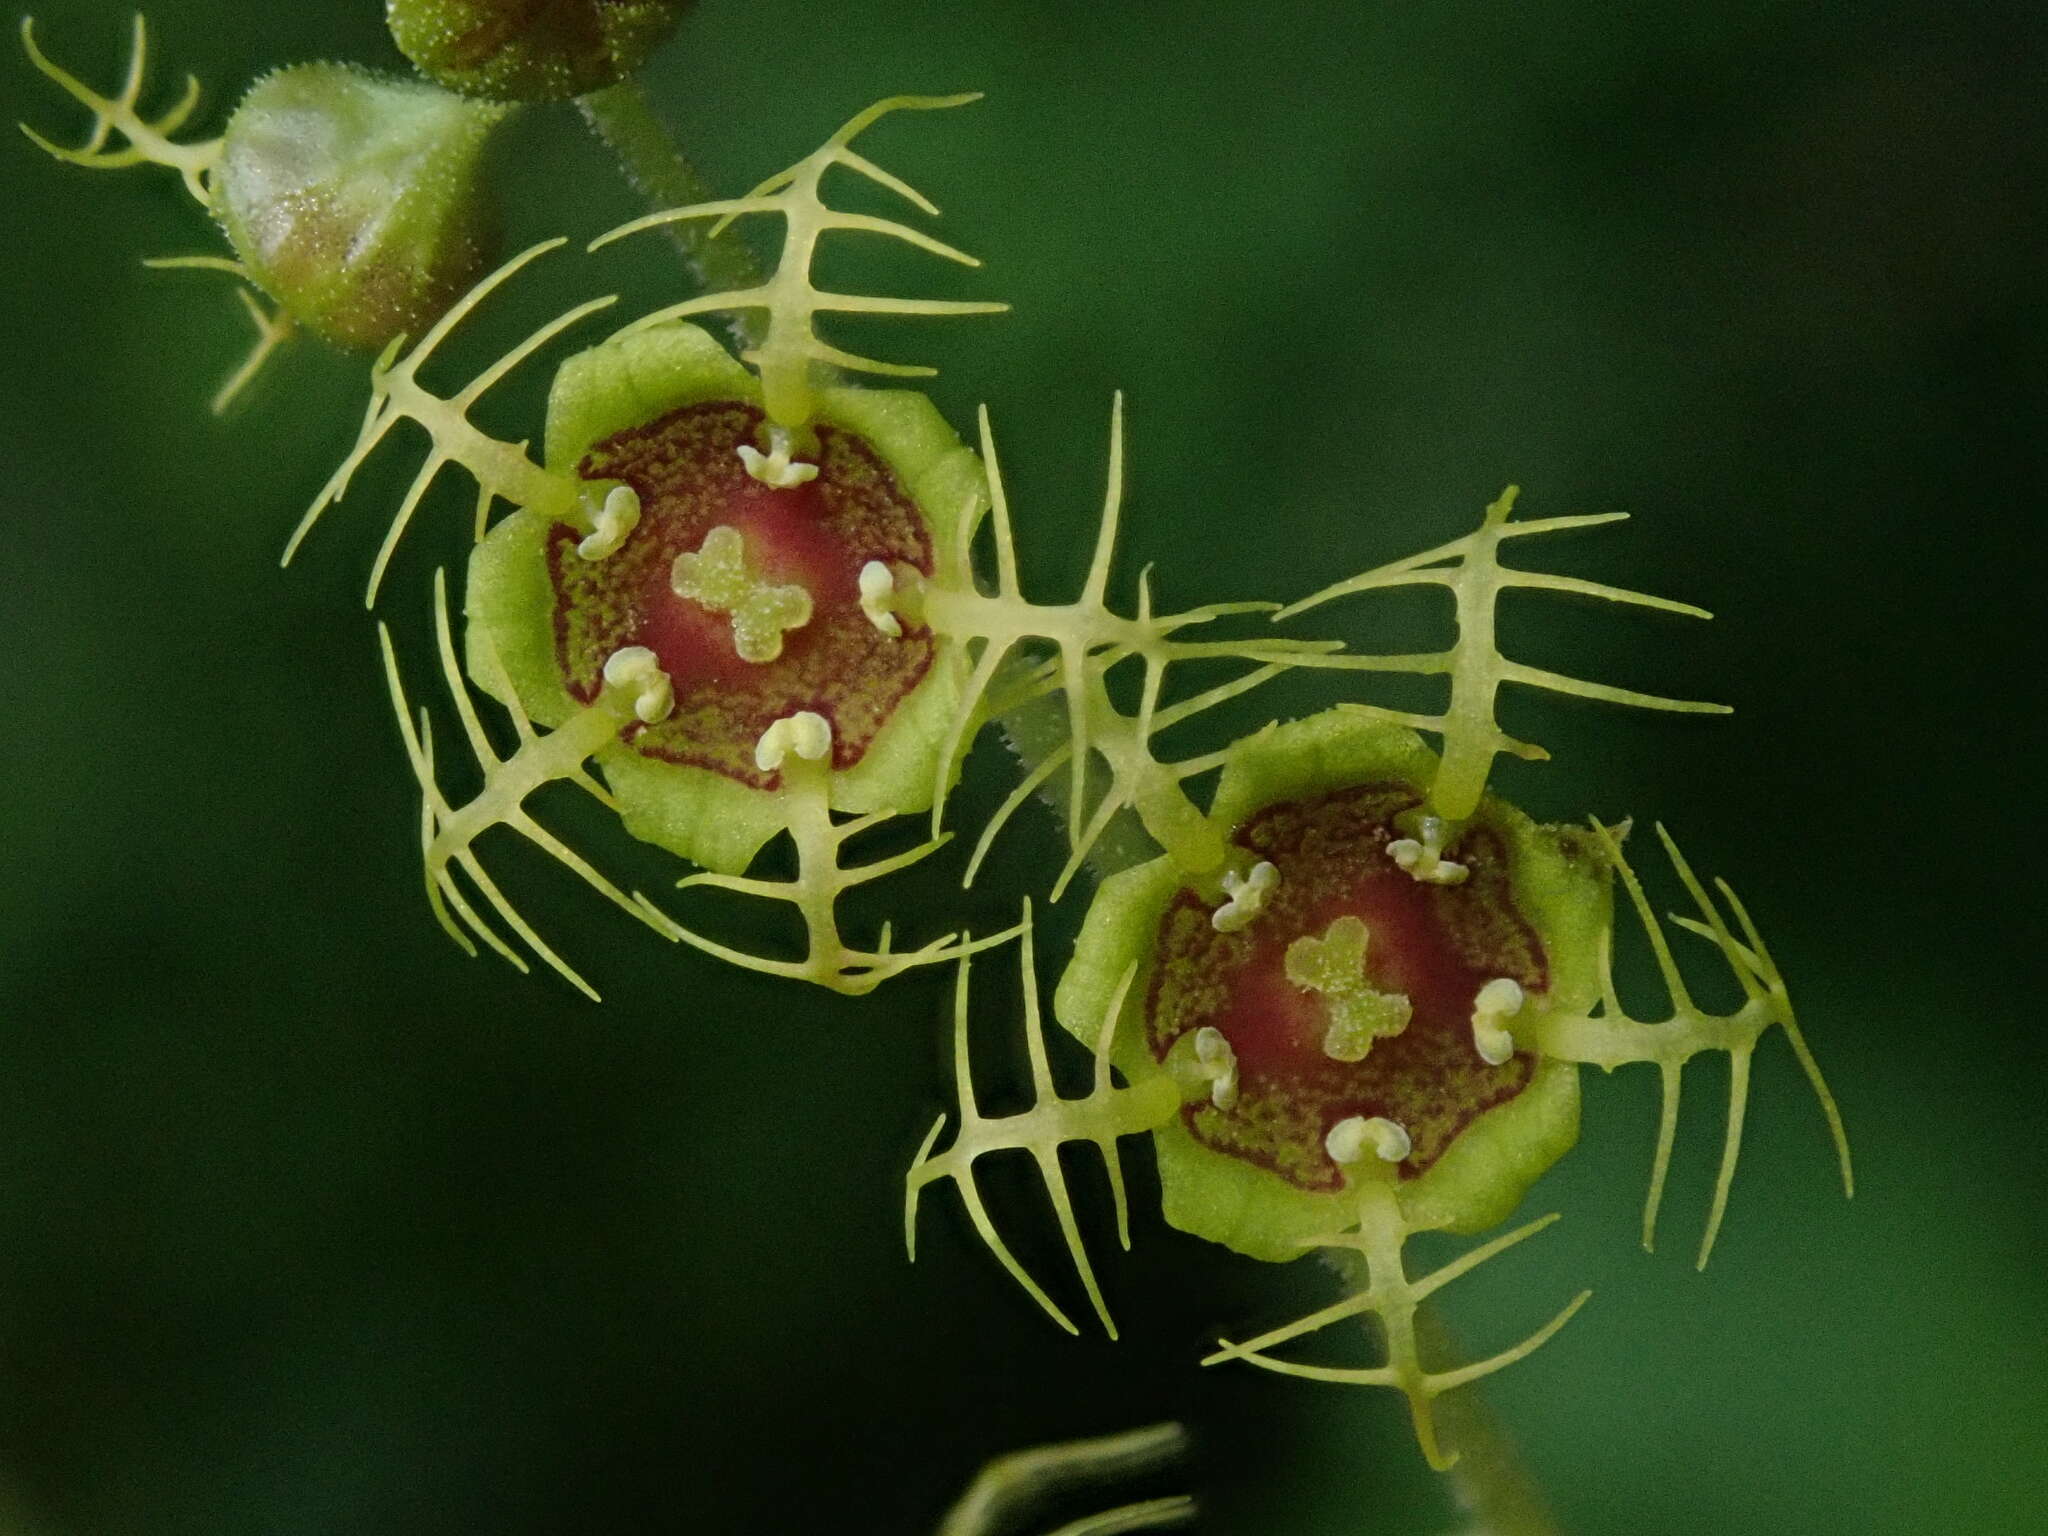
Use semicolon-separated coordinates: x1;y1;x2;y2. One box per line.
215;64;508;349
387;0;688;101
1055;711;1605;1261
467;318;983;875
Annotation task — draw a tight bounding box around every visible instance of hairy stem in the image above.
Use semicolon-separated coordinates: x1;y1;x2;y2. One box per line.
1417;1308;1562;1536
575;79;765;349
995;673;1158;880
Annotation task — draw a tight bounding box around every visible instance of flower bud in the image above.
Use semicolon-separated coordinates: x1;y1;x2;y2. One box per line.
386;0;690;102
213;64;509;350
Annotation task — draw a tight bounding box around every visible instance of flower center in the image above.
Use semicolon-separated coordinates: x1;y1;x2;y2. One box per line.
547;401;936;788
1147;783;1550;1192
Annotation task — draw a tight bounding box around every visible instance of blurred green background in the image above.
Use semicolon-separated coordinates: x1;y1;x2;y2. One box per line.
3;1;2043;1531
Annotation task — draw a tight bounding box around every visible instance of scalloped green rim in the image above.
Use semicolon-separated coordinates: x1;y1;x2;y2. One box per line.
466;319;982;873
1053;708;1608;1260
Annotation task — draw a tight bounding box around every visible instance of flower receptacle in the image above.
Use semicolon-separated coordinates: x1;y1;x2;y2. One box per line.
467;318;984;875
1056;711;1605;1260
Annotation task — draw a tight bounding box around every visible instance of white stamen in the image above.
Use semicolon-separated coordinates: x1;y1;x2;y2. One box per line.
753;710;833;773
1212;860;1279;933
737;425;819;488
575;484;642;560
1470;977;1526;1066
1192;1025;1239;1112
858;560;903;638
600;645;674;724
1326;1115;1411;1165
1387;815;1468;885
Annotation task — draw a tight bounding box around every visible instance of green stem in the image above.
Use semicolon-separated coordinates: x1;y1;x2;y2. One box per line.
994;673;1160;880
574;79;765;349
1422;1308;1562;1536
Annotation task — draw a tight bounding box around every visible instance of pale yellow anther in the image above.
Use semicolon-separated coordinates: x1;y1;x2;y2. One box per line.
1387;815;1469;885
1212;860;1279;933
600;646;674;724
1284;915;1413;1062
736;426;819;488
1325;1114;1411;1165
1470;976;1525;1066
1192;1026;1240;1112
753;710;833;774
858;560;903;638
671;525;813;664
575;484;641;561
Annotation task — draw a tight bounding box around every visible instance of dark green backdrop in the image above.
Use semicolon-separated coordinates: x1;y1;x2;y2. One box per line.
3;2;2043;1532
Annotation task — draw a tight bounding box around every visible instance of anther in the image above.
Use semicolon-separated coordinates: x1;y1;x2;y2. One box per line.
858;560;903;638
600;645;674;724
671;525;814;664
1325;1115;1411;1166
737;425;819;489
1211;860;1278;933
1192;1025;1240;1112
1470;977;1525;1066
575;484;641;560
1386;814;1469;885
754;710;833;774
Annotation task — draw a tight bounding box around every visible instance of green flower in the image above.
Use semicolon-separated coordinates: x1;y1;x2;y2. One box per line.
1055;710;1607;1261
466;319;984;875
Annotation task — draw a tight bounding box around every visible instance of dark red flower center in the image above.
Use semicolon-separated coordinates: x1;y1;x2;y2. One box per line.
1147;783;1550;1192
548;401;936;788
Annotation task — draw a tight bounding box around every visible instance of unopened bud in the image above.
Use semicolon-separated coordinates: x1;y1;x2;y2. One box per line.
213;64;509;349
387;0;690;102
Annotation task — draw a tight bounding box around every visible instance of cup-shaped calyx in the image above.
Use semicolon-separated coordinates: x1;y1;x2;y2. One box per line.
1056;710;1606;1259
465;318;985;879
388;0;687;101
1050;710;1603;1463
1053;709;1851;1468
213;64;509;349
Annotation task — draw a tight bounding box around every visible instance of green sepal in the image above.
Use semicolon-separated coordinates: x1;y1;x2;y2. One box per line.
468;319;980;874
811;382;982;581
1054;709;1604;1262
541;315;753;469
387;0;687;102
214;64;509;349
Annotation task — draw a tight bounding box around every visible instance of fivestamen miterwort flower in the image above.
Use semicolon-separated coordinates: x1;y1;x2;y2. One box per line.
18;15;1853;1475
